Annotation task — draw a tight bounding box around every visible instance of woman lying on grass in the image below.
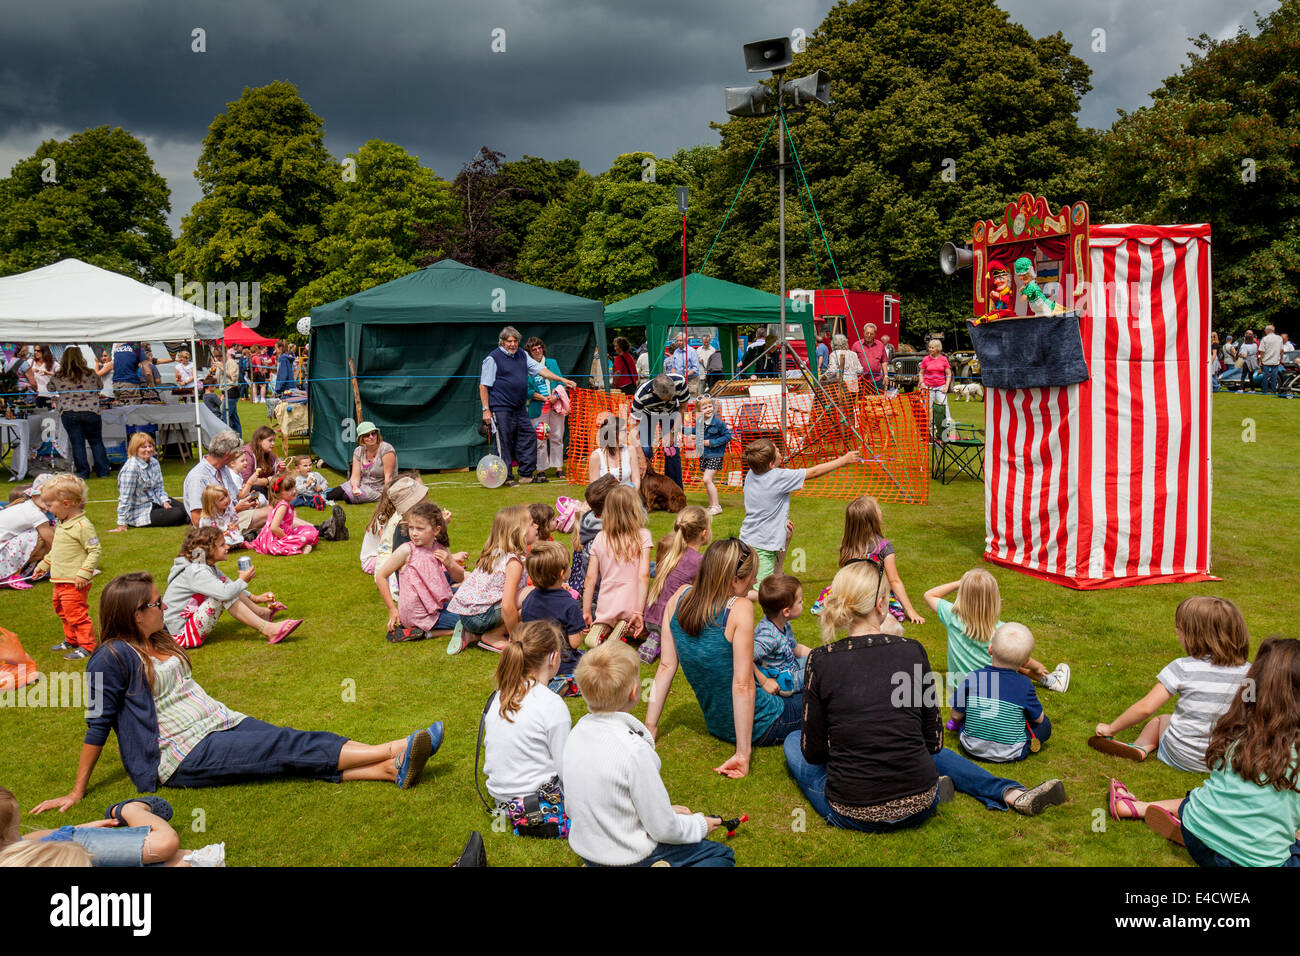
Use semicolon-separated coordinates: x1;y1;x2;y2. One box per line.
32;573;443;815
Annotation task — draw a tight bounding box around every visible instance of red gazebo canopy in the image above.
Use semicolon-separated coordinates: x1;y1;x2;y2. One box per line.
223;321;278;347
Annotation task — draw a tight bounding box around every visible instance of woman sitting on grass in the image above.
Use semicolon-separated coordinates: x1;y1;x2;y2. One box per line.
31;573;443;810
785;560;1067;832
1107;638;1299;867
645;538;799;778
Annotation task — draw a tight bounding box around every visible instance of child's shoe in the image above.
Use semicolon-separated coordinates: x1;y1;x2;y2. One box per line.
387;625;428;643
944;716;962;732
446;620;470;655
394;727;433;789
638;631;661;664
776;672;796;697
1042;662;1070;693
64;648;90;661
584;623;609;649
312;494;327;511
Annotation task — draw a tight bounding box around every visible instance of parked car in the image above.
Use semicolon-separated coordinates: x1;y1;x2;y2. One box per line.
888;350;922;390
948;350;982;383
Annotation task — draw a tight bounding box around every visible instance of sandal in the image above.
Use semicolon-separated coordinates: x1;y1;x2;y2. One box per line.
1108;777;1141;821
267;600;288;613
1088;735;1149;761
1144;805;1185;845
268;619;302;645
105;796;174;825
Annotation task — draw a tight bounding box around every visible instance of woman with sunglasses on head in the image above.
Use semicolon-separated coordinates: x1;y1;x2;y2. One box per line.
645;538;800;779
30;572;443;814
785;560;1067;832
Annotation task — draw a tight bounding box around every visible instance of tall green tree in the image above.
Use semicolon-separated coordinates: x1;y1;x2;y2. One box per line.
286;140;456;321
171;81;339;336
1096;2;1300;332
693;0;1098;341
495;155;582;269
0;126;172;280
414;147;517;275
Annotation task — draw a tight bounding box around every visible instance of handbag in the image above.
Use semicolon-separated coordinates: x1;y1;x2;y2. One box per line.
475;692;571;839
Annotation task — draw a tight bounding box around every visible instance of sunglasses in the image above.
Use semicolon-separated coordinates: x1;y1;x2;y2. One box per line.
729;538;752;575
843;554;888;606
139;599;164;611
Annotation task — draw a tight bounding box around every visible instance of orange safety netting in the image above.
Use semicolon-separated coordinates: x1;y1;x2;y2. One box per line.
564;384;930;504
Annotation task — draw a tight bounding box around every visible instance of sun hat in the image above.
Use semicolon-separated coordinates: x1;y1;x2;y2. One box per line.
357;421;379;437
387;475;430;515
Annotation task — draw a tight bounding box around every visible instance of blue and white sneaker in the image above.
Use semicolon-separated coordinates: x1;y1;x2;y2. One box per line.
394;728;433;790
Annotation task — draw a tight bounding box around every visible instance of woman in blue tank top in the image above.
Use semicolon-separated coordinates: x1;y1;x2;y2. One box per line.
645;539;801;779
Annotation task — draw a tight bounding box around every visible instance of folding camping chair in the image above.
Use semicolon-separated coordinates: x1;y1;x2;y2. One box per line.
929;400;984;485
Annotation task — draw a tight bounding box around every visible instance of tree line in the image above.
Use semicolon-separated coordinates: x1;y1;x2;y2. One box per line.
2;0;1295;340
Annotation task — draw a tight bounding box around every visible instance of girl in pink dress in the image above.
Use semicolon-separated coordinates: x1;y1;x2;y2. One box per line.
375;501;466;642
582;484;652;646
251;474;320;556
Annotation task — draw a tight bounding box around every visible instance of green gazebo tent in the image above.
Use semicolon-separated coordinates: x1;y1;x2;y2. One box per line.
307;260;605;471
603;272;816;377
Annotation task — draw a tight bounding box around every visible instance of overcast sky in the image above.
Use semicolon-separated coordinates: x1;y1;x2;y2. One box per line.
0;0;1279;232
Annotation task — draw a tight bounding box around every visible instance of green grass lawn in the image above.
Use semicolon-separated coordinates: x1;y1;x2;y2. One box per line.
1;394;1295;866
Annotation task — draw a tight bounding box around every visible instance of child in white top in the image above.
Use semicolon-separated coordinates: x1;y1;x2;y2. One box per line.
483;621;572;806
199;484;245;549
562;640;733;867
1090;597;1251;773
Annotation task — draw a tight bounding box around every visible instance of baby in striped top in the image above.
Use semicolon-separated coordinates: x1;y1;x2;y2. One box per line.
1089;597;1251;773
951;622;1051;762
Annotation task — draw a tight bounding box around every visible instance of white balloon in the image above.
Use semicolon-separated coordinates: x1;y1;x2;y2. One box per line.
296;316;311;336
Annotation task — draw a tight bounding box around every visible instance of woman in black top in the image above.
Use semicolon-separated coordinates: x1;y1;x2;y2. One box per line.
787;560;1067;832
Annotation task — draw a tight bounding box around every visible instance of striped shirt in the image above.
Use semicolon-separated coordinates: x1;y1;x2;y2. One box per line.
152;655;246;784
116;456;170;526
956;666;1042;762
629;374;689;421
1156;656;1252;773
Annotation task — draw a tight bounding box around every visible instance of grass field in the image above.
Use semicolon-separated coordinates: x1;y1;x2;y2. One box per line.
1;393;1294;866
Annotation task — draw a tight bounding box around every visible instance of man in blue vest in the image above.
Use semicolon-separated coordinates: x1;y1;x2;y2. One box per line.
480;326;576;487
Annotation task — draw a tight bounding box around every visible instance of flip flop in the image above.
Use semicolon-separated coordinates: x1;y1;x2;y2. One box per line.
1088;735;1149;761
1108;778;1141;821
267;600;288;613
1144;805;1185;846
268;619;302;645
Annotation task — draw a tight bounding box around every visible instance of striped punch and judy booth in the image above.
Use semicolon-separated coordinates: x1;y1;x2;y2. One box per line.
964;195;1215;589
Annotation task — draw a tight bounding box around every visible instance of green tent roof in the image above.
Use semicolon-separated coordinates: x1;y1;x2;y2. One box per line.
604;272;815;377
307;260;604;471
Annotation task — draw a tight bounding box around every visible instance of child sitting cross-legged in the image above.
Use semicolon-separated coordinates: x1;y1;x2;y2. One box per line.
481;621;574;836
753;574;812;697
446;504;536;655
951;622;1051;762
290;455;331;511
562;639;734;867
376;501;466;643
520;540;585;691
199;484;246;550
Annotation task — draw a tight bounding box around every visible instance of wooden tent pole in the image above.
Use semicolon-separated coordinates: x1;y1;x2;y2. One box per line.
348;358;363;423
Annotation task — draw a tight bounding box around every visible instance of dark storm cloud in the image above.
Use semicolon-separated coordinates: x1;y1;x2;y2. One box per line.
0;0;1282;228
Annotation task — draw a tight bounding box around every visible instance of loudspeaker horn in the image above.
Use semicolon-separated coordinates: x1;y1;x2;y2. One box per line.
939;242;974;275
743;37;794;73
782;70;832;107
725;84;772;117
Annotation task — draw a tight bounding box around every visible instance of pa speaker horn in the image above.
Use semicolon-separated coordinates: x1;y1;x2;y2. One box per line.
725;84;772;117
743;37;794;73
939;242;974;275
782;70;832;107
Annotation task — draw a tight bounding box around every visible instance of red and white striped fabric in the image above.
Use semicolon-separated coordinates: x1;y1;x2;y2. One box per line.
984;224;1215;589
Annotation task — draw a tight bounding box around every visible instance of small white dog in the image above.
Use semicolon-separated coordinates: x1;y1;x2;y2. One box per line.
953;382;985;402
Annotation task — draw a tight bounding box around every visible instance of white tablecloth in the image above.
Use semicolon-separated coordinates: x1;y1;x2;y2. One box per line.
1;413;71;482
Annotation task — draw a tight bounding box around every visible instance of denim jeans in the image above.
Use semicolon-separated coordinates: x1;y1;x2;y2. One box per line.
41;824;161;867
61;410;111;478
784;734;938;832
1179;797;1300;867
754;693;803;746
1262;364;1280;394
584;840;735;867
222;391;242;437
933;747;1023;810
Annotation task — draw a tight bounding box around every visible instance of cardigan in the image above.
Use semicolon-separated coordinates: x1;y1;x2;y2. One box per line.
85;642;165;793
802;634;942;808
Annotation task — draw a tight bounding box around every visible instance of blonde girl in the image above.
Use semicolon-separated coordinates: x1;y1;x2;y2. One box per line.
199;484;245;549
483;620;573;811
811;495;923;625
924;570;1067;727
641;505;711;663
447;504;537;654
583;484;652;646
693;396;732;515
1091;597;1251;772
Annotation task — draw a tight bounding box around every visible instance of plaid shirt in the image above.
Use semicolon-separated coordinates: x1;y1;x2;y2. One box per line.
116;456;170;526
